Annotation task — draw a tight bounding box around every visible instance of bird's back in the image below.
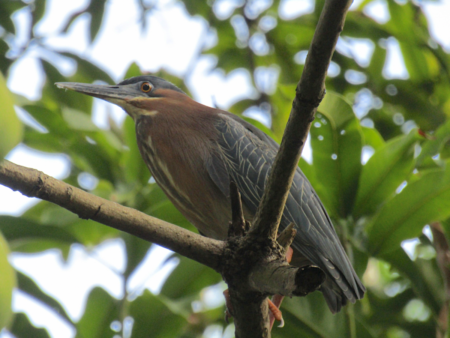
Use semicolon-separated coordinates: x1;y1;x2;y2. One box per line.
209;112;365;313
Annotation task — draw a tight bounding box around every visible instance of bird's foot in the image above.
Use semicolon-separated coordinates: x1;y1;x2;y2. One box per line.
223;289;285;327
269;297;285;328
268;246;293;329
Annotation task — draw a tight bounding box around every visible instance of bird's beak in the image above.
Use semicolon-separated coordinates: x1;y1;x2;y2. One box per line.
55;82;135;106
55;82;160;120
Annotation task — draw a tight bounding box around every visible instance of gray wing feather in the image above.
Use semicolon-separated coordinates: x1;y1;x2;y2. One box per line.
207;150;231;198
210;113;365;313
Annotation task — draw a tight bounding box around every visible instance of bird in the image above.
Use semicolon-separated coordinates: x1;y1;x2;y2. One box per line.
56;75;365;314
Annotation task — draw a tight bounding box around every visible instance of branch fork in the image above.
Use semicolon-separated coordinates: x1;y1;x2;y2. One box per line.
221;182;325;336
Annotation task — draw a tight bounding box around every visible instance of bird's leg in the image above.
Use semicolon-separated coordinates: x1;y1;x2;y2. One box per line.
269;246;294;329
223;289;234;323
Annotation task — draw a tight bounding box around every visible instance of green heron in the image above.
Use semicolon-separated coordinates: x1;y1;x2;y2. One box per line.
56;76;365;313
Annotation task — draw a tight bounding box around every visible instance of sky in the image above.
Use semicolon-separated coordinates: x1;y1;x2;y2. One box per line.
1;0;450;337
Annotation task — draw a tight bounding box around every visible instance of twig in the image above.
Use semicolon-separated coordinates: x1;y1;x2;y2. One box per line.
277;223;297;252
229;181;247;237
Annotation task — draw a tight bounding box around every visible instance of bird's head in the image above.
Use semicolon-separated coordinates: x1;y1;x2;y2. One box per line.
55;76;187;119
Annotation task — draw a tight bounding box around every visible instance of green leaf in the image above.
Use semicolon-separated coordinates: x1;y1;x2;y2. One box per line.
367;163;450;255
61;53;114;84
278;292;348;338
31;0;47;28
40;59;91;113
0;72;22;159
0;216;78;248
0;231;15;329
311;92;363;218
379;247;442;316
19;202;118;247
16;271;72;324
76;287;120;338
183;0;211;17
363;288;417;329
12;240;72;260
22;105;118;180
66;220;119;246
87;0;106;42
0;1;26;33
270;83;297;139
160;257;221;299
9;312;51;338
0;39;13;74
23;129;64;153
416;119;450;167
62;108;98;131
353;131;419;219
121;116;150;184
129;290;187;338
22;105;69;135
123;233;152;278
146;198;196;233
361;126;385;151
366;45;387;83
123;62;142;79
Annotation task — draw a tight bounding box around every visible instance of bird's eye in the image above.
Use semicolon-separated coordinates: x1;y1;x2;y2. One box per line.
141;82;152;93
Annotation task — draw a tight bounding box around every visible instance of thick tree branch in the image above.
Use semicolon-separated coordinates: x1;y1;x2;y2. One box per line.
0;159;224;271
250;0;353;240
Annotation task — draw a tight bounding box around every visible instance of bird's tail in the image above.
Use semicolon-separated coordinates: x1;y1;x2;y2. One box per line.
321;275;365;314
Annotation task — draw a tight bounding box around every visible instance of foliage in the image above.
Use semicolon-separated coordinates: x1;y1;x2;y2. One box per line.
1;0;450;337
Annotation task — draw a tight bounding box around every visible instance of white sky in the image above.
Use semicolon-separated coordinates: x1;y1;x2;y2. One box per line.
1;0;450;337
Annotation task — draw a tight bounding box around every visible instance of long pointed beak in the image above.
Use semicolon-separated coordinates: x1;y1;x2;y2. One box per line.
55;82;136;103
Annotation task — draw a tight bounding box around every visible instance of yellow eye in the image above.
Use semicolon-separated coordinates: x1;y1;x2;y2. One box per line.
141;82;152;92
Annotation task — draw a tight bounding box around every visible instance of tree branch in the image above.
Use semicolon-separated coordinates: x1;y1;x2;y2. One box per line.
0;159;224;271
249;0;353;240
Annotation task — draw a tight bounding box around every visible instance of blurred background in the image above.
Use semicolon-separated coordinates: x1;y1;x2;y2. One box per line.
1;0;450;337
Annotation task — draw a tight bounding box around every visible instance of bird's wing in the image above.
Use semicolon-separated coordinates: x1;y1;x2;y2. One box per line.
208;113;365;312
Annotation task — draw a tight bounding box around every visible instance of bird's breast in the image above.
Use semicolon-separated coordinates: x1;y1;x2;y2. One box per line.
135;114;231;239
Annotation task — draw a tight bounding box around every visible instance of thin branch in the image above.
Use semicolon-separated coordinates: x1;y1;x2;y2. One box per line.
0;160;224;271
249;0;353;240
277;223;296;252
229;181;247;237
